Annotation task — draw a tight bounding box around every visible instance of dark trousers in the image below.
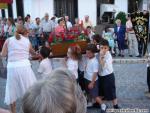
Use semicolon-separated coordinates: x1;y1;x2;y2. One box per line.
78;69;85;91
138;40;144;56
138;39;147;56
147;66;150;92
42;32;50;45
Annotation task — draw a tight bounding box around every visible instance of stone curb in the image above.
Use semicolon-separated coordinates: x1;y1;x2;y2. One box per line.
113;58;147;64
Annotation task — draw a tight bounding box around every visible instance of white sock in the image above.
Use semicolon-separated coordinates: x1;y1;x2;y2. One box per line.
101;103;106;110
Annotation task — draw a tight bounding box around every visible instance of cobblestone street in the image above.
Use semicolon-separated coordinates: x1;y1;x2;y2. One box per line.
0;58;150;113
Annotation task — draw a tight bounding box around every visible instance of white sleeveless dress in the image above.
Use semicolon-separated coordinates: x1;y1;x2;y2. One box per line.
4;35;37;105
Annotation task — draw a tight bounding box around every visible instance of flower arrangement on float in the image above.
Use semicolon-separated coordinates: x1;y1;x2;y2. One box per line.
48;27;88;45
48;19;89;57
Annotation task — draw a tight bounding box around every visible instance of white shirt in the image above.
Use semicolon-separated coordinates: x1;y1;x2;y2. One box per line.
78;55;86;72
117;27;120;32
4;24;8;33
88;32;95;41
67;58;78;79
84;57;99;81
38;58;52;78
7;35;30;62
83;20;92;29
126;20;134;33
66;21;72;30
99;51;113;76
41;19;53;32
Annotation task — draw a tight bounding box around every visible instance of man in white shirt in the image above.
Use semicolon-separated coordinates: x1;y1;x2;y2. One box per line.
126;16;139;57
65;16;72;30
40;13;53;45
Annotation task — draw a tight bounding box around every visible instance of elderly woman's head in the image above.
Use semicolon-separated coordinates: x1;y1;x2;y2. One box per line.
115;19;121;26
15;25;28;40
22;68;87;113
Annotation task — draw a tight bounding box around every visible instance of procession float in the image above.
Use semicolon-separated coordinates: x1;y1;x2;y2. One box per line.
48;19;88;57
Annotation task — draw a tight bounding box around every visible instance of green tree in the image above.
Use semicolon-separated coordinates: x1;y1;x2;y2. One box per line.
115;12;127;25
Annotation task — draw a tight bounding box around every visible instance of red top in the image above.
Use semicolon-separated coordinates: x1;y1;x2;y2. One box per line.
55;25;65;35
0;0;13;4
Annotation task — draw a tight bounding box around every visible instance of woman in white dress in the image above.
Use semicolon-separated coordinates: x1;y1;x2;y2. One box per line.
0;25;37;113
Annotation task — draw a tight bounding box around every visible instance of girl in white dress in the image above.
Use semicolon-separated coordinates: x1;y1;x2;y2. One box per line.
0;25;37;113
65;44;81;80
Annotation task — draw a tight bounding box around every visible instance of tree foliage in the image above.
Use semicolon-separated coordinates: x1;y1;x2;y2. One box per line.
115;12;127;25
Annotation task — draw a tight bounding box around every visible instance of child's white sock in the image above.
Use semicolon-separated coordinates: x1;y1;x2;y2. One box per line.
101;103;106;110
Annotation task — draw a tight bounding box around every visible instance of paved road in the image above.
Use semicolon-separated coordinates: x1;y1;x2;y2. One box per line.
0;59;150;113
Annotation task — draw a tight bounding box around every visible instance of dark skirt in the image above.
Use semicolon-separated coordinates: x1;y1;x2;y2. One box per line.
117;37;125;50
99;73;117;101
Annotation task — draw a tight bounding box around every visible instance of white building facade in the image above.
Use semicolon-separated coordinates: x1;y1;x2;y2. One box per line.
1;0;129;26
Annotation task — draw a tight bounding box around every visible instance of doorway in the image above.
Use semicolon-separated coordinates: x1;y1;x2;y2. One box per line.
54;0;78;23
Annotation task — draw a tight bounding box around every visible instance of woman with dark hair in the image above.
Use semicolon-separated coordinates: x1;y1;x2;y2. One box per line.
54;18;65;35
92;34;104;50
0;25;37;113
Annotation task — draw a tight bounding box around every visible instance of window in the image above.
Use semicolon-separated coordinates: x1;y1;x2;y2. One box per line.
101;0;114;4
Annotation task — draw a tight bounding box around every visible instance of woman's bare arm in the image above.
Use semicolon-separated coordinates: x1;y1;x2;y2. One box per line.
1;40;8;57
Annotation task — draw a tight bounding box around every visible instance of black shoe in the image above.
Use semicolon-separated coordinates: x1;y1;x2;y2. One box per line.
118;54;121;56
121;55;124;57
101;109;106;113
129;55;133;57
92;102;100;108
136;55;141;58
113;104;120;109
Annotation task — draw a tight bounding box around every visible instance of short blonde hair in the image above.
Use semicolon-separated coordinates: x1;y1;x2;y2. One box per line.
115;19;121;24
22;68;87;113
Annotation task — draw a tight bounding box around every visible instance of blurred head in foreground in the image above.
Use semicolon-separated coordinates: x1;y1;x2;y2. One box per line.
22;68;87;113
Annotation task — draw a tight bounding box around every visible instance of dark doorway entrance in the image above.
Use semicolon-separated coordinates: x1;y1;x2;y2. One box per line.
1;9;5;18
16;0;24;18
54;0;78;23
8;4;13;18
128;0;139;13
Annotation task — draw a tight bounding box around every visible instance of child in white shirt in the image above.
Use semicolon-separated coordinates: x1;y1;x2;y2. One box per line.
99;39;119;109
66;44;81;80
38;46;52;78
86;26;95;42
84;44;106;112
